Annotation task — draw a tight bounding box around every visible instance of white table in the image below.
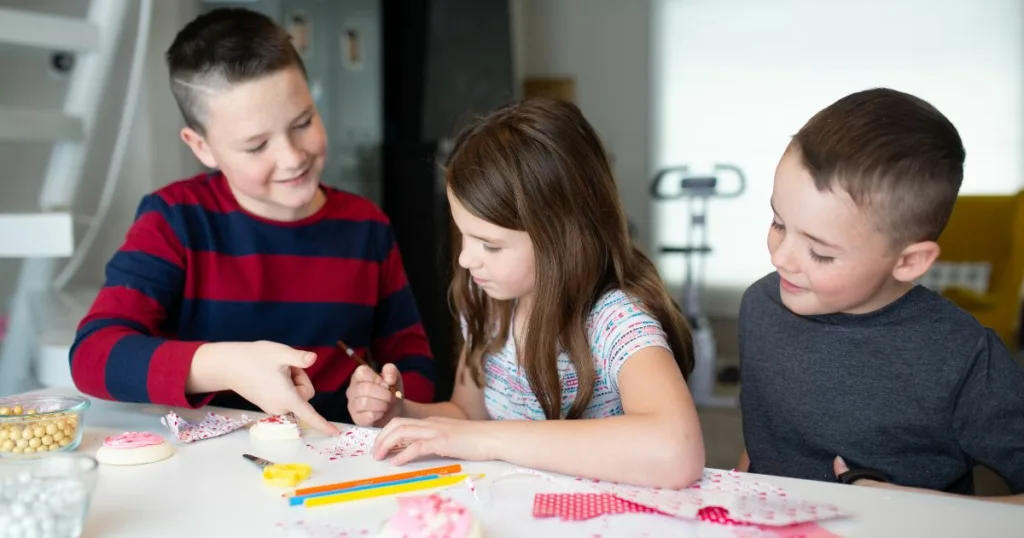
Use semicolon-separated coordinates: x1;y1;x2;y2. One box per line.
23;395;1024;537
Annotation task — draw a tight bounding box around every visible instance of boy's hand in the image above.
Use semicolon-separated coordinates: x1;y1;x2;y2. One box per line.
832;456;896;489
737;450;750;472
203;341;339;436
835;455;1024;504
346;363;404;427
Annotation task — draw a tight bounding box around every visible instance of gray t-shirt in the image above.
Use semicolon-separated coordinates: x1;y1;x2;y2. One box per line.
739;272;1024;494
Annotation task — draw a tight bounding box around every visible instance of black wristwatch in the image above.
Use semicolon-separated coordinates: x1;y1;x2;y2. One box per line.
838;467;891;485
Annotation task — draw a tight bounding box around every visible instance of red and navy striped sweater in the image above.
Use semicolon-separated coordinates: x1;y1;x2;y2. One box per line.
70;172;435;415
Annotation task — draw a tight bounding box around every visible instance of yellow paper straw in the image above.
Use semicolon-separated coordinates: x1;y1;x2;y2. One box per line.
303;473;480;507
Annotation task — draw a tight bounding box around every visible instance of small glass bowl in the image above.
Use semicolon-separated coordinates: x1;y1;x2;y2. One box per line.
0;453;99;538
0;395;90;458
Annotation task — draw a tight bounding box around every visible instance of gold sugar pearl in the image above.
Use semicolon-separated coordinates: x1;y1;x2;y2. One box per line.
0;405;80;456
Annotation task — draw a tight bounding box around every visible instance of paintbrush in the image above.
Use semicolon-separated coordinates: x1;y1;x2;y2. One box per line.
337;340;403;399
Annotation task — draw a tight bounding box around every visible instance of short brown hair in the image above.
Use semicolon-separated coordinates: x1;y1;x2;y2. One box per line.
165;8;305;134
791;87;965;246
446;98;693;420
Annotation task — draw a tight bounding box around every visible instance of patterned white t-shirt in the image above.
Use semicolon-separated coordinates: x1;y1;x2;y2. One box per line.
474;289;671;420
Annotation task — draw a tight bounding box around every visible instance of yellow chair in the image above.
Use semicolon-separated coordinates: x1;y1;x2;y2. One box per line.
935;191;1024;351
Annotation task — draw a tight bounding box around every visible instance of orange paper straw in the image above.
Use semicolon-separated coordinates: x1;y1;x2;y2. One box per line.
304;473;476;507
289;464;463;498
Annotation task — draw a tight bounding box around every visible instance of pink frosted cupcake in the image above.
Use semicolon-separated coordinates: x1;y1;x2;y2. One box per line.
379;494;482;538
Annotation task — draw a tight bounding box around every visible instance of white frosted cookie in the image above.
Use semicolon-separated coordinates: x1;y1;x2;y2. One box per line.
96;432;174;466
250;413;300;441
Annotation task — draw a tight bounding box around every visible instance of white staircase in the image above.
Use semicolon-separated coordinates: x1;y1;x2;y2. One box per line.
0;7;101;52
0;105;85;143
0;0;151;396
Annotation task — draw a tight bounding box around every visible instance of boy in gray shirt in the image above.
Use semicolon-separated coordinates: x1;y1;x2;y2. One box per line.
738;88;1024;502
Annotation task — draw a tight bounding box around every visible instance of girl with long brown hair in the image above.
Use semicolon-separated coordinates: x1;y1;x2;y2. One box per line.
347;98;705;488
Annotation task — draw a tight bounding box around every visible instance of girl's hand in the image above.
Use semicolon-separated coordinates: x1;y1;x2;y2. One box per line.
346;364;404;427
372;416;499;465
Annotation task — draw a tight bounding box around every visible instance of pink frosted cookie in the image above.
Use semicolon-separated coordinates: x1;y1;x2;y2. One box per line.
96;432;174;465
249;413;300;441
379;494;482;538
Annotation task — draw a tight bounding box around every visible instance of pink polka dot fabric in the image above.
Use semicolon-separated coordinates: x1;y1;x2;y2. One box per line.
160;411;252;443
698;508;841;538
306;426;411;461
306;427;377;460
567;469;845;527
533;493;663;521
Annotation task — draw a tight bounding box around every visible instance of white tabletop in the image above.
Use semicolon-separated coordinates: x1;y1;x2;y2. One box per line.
19;395;1022;538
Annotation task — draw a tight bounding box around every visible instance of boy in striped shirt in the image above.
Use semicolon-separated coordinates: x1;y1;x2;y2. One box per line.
69;8;434;433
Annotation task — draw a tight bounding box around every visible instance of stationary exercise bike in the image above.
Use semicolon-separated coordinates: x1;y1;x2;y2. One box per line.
650;164;746;408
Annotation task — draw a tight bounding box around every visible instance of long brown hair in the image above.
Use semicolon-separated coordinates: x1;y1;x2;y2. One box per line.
446;98;693;420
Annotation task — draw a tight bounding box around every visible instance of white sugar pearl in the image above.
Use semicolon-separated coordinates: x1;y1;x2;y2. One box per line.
0;473;92;538
5;520;24;537
65;489;86;503
47;498;67;513
9;502;27;518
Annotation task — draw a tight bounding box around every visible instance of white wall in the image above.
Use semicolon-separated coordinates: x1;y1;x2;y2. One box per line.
516;0;655;251
653;0;1024;316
